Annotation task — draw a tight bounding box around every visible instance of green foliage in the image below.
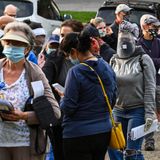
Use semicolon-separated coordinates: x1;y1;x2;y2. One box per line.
61;11;96;23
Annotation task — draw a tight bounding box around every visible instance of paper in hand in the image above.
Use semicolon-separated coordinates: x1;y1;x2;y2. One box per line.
31;81;44;99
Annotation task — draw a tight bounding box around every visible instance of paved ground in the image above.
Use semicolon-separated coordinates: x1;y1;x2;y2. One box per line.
105;132;160;160
54;0;104;11
142;132;160;160
54;0;160;12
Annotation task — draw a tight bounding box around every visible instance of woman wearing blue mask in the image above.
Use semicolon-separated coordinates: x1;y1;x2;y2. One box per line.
38;34;60;68
58;31;117;160
0;21;60;160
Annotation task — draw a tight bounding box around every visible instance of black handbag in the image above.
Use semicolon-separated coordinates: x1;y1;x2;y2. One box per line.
25;95;58;154
32;95;58;129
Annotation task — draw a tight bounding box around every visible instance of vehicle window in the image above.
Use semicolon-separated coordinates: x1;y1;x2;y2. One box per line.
0;0;33;17
37;0;61;20
97;8;155;25
97;8;115;25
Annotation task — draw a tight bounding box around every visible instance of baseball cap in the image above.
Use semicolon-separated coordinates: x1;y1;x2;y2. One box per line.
115;4;132;14
83;24;100;38
48;34;60;44
1;32;29;44
144;16;160;27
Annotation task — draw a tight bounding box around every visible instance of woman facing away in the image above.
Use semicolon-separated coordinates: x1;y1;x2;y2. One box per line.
56;31;117;160
0;21;60;160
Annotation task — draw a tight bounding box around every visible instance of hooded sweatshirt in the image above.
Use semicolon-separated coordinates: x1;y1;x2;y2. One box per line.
110;46;156;119
60;58;117;138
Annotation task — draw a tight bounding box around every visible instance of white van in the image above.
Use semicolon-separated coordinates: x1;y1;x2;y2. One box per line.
0;0;65;37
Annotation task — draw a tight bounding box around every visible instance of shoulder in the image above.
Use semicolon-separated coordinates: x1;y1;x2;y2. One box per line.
140;54;155;69
25;60;44;79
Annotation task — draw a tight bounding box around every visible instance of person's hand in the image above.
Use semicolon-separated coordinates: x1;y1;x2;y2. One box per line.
38;53;45;68
0;109;28;121
144;118;153;132
106;26;113;35
54;88;64;98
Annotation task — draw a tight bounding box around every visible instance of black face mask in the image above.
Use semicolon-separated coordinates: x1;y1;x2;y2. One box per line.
118;41;135;58
148;28;158;38
124;15;130;21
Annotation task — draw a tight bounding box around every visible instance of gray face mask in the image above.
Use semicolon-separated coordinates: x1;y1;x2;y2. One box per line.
117;31;136;59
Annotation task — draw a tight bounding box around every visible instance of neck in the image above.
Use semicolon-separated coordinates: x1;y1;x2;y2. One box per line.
4;59;25;71
79;52;97;62
143;33;153;40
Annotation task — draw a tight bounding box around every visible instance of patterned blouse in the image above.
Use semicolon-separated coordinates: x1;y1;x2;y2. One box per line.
0;68;30;147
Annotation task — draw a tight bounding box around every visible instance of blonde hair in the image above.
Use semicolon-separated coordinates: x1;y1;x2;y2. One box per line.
90;17;104;27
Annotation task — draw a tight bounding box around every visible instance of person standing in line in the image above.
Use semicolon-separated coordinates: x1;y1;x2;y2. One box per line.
83;24;116;63
137;14;160;151
110;4;139;49
3;4;18;17
0;21;60;160
58;31;117;160
108;30;156;160
38;34;60;68
90;17;117;50
42;19;84;160
0;15;15;58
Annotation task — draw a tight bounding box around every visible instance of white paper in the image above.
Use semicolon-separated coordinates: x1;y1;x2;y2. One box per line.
31;81;44;99
158;68;160;75
130;119;159;140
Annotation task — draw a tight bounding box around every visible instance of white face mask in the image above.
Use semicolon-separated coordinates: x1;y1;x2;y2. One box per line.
46;48;56;54
98;29;106;37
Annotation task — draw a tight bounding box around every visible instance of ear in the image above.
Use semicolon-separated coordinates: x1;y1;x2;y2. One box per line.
90;37;97;44
70;48;77;59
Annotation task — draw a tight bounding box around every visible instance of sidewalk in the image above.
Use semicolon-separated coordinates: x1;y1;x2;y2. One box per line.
54;0;104;11
105;132;160;160
143;132;160;160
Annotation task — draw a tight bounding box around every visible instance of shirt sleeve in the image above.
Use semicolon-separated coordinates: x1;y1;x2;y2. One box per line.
143;54;156;120
60;68;80;116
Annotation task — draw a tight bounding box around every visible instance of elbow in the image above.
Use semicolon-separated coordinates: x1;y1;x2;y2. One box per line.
54;107;61;119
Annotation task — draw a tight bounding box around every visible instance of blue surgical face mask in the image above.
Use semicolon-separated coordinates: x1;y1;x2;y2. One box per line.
69;56;79;65
3;46;25;63
46;48;56;54
98;29;106;37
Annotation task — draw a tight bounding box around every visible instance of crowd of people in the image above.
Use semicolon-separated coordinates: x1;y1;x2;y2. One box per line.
0;3;160;160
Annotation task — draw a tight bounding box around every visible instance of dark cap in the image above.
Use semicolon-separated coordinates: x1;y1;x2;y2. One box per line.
48;34;60;44
83;24;100;38
144;16;160;27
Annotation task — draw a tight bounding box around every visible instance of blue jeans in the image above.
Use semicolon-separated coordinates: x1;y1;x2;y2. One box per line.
108;107;145;160
45;144;54;160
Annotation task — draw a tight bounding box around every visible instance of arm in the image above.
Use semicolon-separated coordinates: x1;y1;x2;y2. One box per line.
27;67;61;125
143;54;156;120
42;55;57;85
60;68;80;116
21;61;61;125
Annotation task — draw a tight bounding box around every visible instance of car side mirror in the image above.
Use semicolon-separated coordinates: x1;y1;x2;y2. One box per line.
63;14;72;20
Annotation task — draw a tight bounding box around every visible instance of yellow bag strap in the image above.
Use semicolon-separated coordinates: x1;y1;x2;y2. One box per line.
81;62;116;127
